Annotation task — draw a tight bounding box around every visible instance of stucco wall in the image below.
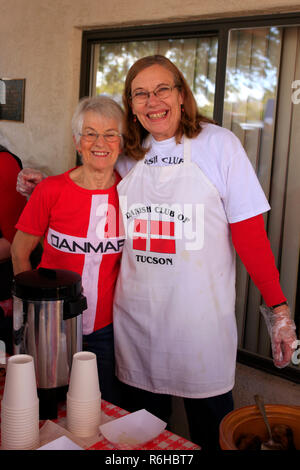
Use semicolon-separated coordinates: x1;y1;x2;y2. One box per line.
1;0;300;174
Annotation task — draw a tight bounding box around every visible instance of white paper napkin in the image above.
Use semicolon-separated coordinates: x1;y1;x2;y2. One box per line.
99;409;167;446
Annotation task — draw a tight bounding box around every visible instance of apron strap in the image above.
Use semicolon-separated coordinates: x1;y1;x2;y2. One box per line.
183;136;191;165
144;135;152;149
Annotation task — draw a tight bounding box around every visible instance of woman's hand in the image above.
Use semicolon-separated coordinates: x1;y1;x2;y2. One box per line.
16;168;45;197
260;305;297;368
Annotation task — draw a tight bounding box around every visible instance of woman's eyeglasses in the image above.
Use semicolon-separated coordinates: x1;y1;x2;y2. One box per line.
80;131;122;143
131;85;180;104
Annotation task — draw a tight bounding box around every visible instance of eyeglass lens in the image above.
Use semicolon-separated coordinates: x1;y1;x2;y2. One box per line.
133;85;174;103
81;132;120;142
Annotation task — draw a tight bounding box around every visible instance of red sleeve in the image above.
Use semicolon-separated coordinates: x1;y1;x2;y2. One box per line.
230;214;286;307
15;178;53;236
0;152;27;242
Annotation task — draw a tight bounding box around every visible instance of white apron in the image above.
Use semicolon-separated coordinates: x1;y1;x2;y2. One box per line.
113;137;237;398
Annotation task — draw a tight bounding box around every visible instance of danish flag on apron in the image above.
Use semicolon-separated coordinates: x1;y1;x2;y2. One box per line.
133;218;176;254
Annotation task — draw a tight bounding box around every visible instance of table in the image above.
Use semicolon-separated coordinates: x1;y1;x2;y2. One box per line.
0;369;200;451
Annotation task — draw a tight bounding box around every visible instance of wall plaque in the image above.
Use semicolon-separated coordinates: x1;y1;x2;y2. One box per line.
0;79;25;122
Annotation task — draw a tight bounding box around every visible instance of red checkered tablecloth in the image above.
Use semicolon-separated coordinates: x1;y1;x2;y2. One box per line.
0;369;200;451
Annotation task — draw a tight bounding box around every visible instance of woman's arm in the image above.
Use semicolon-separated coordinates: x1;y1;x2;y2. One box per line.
230;214;297;368
11;231;42;275
229;214;285;306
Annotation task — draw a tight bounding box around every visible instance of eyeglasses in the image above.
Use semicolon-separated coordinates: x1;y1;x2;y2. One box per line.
80;131;122;143
131;85;180;104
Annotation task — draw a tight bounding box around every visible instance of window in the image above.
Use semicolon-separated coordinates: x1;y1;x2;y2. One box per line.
80;13;300;382
90;37;218;118
223;26;300;381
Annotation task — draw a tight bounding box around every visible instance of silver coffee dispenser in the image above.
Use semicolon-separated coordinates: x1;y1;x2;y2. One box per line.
12;268;87;419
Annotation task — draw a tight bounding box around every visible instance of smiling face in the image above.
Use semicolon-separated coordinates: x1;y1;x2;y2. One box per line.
75;111;122;173
131;64;184;141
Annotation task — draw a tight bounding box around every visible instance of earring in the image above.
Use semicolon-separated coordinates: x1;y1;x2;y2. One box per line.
133;115;137;123
181;104;185;114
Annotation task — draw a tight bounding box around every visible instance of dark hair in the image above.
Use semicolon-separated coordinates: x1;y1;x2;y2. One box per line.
123;55;214;161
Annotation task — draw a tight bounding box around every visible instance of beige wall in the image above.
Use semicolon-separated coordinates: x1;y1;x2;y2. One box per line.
1;0;300;174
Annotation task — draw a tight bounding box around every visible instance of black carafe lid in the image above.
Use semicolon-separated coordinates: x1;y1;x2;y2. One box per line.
12;268;82;301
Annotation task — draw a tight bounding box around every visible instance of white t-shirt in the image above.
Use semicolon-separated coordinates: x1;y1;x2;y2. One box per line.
116;123;270;224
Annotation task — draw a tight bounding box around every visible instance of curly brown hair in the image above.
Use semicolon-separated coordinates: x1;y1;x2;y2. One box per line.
123;55;214;161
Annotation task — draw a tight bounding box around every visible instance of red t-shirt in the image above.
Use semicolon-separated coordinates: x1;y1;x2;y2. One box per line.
0;151;26;242
0;151;26;302
16;169;124;335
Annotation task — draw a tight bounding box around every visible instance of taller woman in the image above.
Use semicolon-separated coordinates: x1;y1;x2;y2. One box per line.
113;55;297;450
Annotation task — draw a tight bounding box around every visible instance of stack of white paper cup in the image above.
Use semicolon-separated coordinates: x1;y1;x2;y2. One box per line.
1;355;39;450
66;351;101;437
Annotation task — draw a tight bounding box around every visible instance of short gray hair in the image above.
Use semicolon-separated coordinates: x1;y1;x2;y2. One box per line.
72;95;124;145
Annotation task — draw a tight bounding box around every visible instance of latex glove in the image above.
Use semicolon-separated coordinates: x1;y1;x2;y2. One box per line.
16;168;46;197
260;305;297;368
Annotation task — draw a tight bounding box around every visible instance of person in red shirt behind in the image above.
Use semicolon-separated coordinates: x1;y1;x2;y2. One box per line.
0;146;27;354
11;96;126;406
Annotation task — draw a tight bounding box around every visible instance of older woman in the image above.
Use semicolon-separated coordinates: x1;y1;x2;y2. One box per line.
112;55;297;449
11;96;125;406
